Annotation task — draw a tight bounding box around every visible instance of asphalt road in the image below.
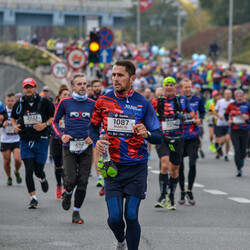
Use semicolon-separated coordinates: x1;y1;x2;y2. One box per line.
0;127;250;250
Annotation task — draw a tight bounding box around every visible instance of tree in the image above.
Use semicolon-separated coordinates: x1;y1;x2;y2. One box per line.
200;0;250;26
124;0;178;45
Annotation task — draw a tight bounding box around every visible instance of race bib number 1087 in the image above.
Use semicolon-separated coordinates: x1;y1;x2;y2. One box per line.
107;113;135;138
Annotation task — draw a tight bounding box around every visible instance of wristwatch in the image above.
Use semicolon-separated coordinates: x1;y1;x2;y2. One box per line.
147;131;151;137
46;122;50;127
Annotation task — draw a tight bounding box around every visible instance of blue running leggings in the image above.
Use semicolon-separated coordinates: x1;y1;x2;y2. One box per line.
106;196;141;250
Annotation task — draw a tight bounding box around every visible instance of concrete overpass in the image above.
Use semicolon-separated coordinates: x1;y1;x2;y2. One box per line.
0;0;132;27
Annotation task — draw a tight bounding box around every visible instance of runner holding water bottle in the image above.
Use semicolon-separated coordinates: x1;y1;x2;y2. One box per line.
89;60;163;250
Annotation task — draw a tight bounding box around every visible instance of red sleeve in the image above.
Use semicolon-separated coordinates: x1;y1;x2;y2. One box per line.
90;98;103;127
151;98;158;113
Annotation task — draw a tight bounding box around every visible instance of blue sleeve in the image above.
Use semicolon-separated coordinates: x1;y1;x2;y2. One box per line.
52;100;65;138
198;98;205;119
89;124;101;144
0;101;5;113
147;128;163;144
143;100;161;131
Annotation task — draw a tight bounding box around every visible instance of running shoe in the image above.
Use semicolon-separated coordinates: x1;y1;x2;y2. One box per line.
56;185;62;199
155;195;168;208
199;150;205;159
209;143;217;153
99;187;105;196
29;198;38;209
224;156;229;162
7;177;12;186
15;172;22;184
41;179;49;193
96;179;103;187
72;211;84;224
115;240;127;250
178;192;186;205
186;191;196;205
236;169;242;177
167;194;176;210
62;192;72;210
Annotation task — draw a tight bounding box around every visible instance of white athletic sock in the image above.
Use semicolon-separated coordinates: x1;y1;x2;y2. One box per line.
73;207;80;212
30;195;37;200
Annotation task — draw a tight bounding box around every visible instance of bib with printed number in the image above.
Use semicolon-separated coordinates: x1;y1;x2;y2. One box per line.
162;119;180;132
107;113;135;138
23;112;42;127
5;125;15;135
233;115;244;124
184;118;195;125
69;138;89;154
207;114;214;125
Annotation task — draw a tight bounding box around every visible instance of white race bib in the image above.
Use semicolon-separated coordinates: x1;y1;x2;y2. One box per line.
5;125;15;135
233;115;244;124
107;113;135;138
184;118;195;124
69;139;89;153
162;119;180;132
23;113;42;126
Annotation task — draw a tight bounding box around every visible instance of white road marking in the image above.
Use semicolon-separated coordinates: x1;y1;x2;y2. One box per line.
148;166;153;170
193;183;205;188
185;182;205;187
150;170;160;174
228;197;250;203
203;189;228;195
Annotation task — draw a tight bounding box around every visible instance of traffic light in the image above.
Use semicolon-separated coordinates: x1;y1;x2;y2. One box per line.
88;31;100;63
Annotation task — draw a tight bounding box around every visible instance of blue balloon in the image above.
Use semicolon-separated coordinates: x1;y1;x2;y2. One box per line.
151;45;159;55
199;54;207;62
192;53;199;61
159;47;166;56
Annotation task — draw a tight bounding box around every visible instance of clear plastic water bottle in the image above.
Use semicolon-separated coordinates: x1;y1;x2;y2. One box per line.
99;129;110;162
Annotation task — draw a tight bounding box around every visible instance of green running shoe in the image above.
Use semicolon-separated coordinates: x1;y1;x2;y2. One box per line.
15;172;22;184
7;177;12;186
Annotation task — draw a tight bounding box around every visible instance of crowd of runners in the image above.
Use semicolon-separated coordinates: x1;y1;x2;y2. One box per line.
0;44;250;249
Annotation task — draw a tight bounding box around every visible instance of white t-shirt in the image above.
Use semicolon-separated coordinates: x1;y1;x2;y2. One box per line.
215;98;234;126
1;107;20;143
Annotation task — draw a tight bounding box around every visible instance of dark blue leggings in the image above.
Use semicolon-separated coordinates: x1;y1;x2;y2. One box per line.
106;196;141;250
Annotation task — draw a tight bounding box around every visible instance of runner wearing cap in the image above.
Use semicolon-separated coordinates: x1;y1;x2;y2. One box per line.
151;76;194;210
11;78;55;209
225;89;250;176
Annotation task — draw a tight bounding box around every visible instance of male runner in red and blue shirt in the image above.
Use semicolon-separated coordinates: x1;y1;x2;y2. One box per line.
89;60;163;250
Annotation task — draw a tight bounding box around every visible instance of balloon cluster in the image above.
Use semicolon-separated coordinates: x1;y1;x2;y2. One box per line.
151;45;166;56
192;53;207;62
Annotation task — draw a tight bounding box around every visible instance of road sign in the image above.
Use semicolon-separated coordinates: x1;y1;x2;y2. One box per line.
99;49;112;64
67;49;87;70
99;27;114;49
51;62;68;79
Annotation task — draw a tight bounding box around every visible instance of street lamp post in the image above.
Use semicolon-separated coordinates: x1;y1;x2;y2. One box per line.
228;0;233;64
177;0;182;55
137;0;141;45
